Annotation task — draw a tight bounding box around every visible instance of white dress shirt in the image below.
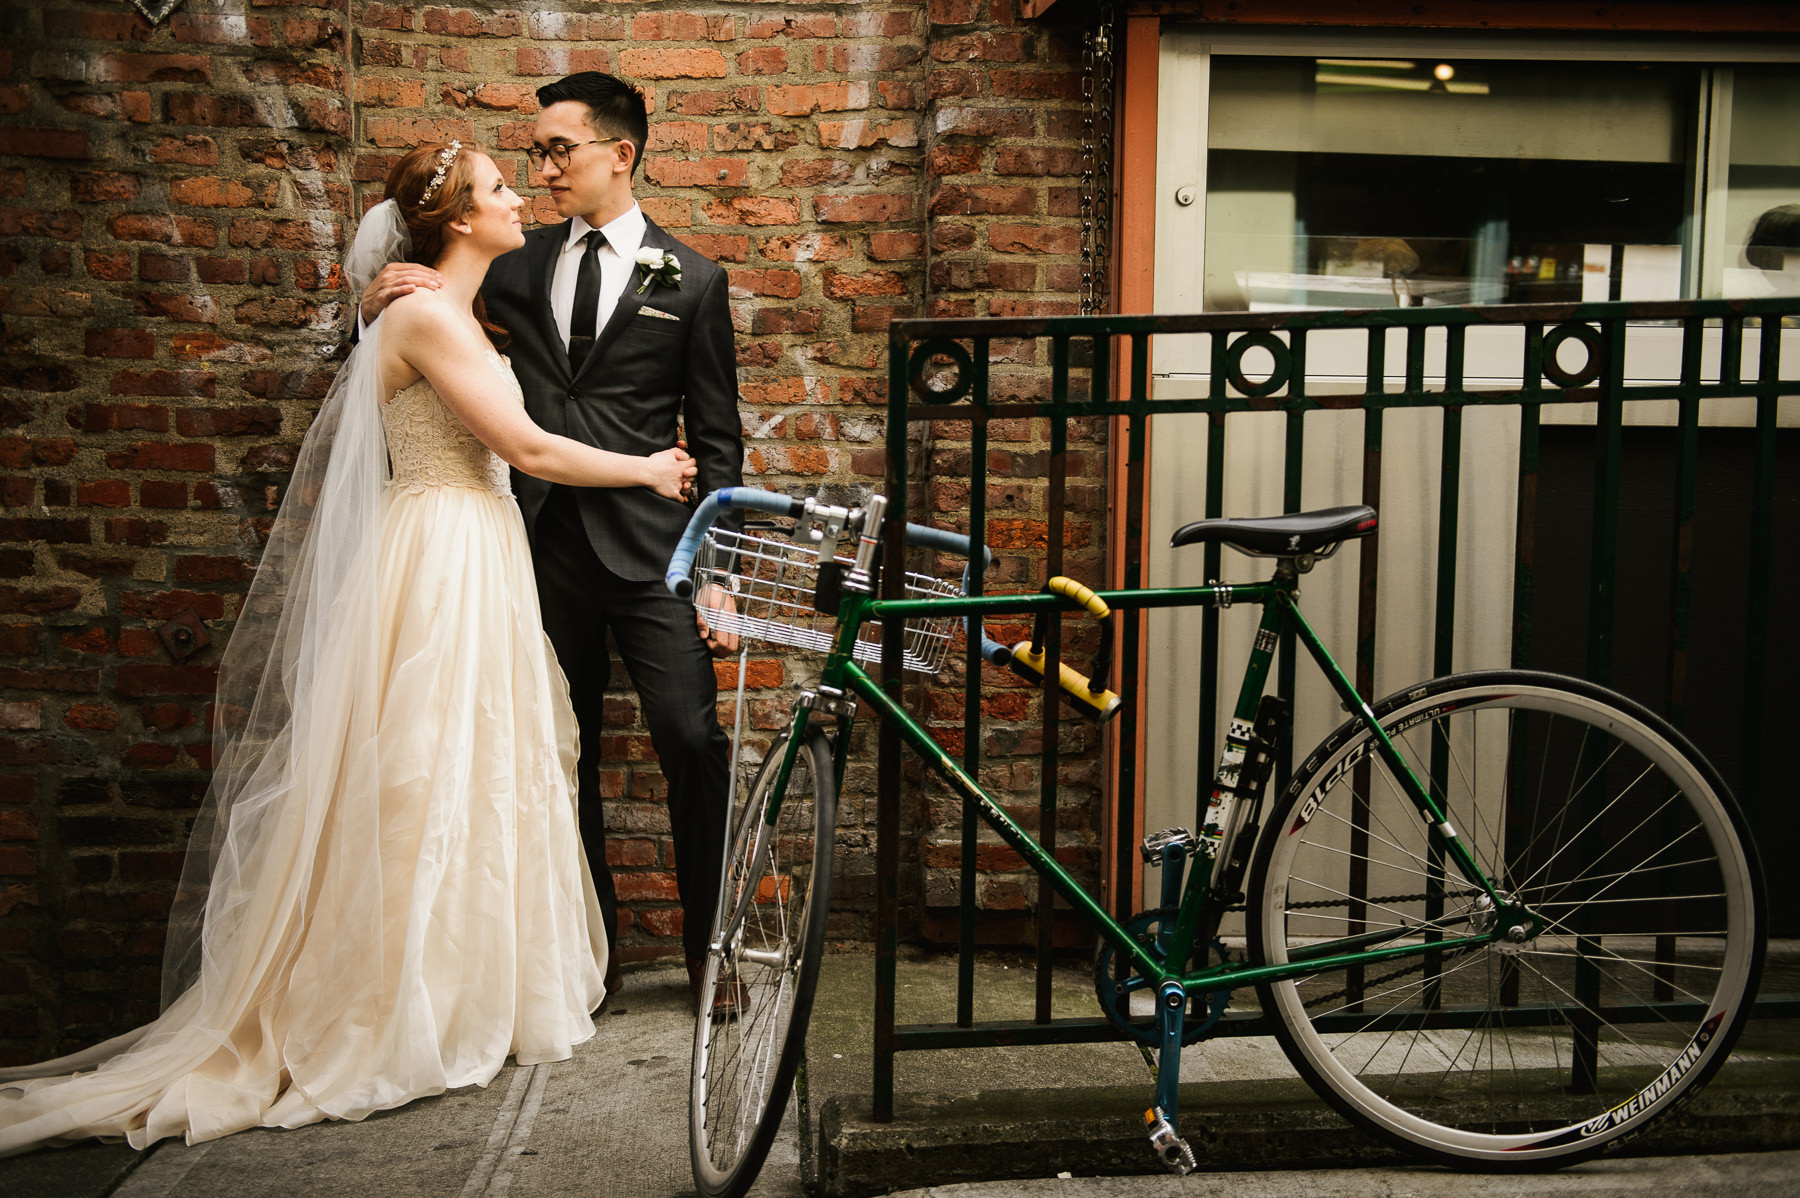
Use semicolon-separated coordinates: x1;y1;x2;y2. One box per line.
550;204;647;353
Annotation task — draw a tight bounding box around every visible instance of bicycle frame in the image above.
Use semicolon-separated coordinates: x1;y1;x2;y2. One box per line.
747;566;1517;1008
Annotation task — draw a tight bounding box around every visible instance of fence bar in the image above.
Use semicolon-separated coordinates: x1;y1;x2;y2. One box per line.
1039;338;1071;1023
958;340;991;1028
1744;323;1781;822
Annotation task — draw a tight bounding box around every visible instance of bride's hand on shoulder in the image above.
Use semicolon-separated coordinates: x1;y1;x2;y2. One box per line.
360;261;443;325
645;446;698;501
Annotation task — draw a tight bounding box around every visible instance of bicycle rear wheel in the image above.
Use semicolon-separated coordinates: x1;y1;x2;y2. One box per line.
1249;671;1764;1169
690;724;838;1198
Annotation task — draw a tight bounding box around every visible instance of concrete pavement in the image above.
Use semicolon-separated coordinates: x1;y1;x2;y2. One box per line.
0;948;1796;1198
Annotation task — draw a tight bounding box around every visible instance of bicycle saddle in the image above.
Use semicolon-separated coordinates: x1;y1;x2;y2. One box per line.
1170;505;1377;557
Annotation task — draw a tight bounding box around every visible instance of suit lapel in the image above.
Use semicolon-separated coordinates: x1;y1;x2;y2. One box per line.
525;227;568;385
573;218;672;384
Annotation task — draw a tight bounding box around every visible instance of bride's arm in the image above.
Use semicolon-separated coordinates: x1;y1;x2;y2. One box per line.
383;295;696;498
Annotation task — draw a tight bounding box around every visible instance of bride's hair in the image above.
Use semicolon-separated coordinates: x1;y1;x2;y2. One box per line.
383;141;507;343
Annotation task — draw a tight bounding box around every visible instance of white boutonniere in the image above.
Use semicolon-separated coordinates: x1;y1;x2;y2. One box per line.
634;248;682;295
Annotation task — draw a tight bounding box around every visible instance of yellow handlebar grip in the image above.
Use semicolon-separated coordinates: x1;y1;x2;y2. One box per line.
1010;643;1123;723
1047;576;1110;621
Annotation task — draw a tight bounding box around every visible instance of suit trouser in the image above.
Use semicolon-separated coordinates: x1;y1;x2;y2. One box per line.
532;485;730;963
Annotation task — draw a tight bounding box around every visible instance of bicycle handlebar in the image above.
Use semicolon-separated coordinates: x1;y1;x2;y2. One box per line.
664;487;991;598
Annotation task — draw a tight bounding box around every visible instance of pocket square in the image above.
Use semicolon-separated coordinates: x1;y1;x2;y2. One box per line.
640;307;681;322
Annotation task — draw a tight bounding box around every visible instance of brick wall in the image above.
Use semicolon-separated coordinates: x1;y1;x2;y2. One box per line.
0;0;1105;1059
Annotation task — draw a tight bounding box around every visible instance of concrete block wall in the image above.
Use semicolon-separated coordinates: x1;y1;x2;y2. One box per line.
0;0;1108;1059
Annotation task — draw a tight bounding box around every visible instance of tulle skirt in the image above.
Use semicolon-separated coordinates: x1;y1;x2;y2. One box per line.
0;483;606;1154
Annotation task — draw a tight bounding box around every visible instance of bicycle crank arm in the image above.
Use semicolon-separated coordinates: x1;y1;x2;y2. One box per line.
1147;980;1197;1174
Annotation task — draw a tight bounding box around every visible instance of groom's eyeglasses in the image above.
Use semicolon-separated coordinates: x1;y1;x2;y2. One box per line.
525;138;623;170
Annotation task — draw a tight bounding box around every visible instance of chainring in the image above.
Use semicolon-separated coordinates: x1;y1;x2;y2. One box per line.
1093;908;1233;1046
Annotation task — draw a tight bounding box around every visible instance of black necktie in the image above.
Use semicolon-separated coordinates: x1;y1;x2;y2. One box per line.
567;228;604;374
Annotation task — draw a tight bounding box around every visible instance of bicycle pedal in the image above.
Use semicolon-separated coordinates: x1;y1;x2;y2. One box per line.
1140;827;1199;863
1144;1107;1197;1175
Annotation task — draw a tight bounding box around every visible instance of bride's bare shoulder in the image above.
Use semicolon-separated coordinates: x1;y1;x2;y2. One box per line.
383;289;482;352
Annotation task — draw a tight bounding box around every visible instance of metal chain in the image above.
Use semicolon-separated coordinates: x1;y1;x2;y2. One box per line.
1079;1;1115;315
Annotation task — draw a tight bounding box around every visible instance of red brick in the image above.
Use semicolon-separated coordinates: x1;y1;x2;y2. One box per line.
103;518;169;546
823;269;907;299
138;253;193;283
760;233;852;263
726;269;803;299
933;107;1034;138
176;407;281;437
95;53;211;85
869;231;925;261
103;442;215;471
737;47;787;74
108;371;216;399
928;146;984;178
62;705;118;732
71;173;141;204
0;209;82;241
645;158;748;189
43;10;152;41
815;194;913;224
780;159;854;188
108;214;176;244
701;197;801;226
75;480;131;508
933;32;1034;63
168;177;257;208
85;251;133;281
989;223;1080;255
619;48;729;78
0;128;90;161
169;14;273;45
423;6;520;37
70;403;168;433
512;46;613;76
991;70;1083;102
818;120;919;150
766;83;871;117
678;234;749;263
931;185;1035;217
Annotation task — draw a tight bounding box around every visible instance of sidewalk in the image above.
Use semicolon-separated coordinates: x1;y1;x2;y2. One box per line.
3;948;1797;1198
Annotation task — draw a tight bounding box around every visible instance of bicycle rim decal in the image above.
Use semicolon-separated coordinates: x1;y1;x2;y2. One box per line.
1509;1010;1725;1152
1285;694;1497;836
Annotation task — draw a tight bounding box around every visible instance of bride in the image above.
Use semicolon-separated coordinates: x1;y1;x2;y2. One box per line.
0;141;694;1154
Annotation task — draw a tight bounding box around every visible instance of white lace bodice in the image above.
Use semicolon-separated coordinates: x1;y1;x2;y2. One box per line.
383;351;516;496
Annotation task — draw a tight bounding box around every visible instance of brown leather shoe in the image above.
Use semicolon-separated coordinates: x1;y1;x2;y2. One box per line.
687;957;749;1019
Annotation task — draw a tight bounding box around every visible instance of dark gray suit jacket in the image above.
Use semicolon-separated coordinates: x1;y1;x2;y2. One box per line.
483;216;744;581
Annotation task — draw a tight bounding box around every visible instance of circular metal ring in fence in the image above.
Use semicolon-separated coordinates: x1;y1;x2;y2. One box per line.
907;339;975;403
1541;322;1606;389
1225;331;1292;398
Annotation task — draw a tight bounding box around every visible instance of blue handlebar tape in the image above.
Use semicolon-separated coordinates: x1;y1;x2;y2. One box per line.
665;487;803;597
903;523;993;574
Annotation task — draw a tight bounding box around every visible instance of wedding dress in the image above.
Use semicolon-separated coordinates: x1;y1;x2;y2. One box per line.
0;346;607;1154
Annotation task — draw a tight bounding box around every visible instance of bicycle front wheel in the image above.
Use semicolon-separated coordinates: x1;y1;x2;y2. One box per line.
690;724;838;1198
1249;670;1764;1169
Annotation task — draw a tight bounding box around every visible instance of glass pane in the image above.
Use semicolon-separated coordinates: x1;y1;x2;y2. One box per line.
1722;66;1800;299
1204;57;1697;311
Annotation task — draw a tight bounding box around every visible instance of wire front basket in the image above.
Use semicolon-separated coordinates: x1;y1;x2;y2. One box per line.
692;526;963;674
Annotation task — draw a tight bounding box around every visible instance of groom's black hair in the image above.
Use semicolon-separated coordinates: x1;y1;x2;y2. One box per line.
536;72;650;181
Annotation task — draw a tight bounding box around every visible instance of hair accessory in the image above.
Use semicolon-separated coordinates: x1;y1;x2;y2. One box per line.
418;140;462;206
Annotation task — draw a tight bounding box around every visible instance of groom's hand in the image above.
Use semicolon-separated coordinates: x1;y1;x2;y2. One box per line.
695;583;739;656
360;262;443;325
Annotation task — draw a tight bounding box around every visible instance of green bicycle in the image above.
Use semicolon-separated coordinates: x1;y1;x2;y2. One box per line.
668;487;1766;1198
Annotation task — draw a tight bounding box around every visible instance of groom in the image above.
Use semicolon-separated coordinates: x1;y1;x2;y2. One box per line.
362;73;745;1012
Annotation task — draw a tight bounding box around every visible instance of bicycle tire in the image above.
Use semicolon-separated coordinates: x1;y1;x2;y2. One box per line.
1248;670;1764;1169
690;724;838;1198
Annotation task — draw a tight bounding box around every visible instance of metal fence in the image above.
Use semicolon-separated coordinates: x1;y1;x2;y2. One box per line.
872;297;1800;1120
